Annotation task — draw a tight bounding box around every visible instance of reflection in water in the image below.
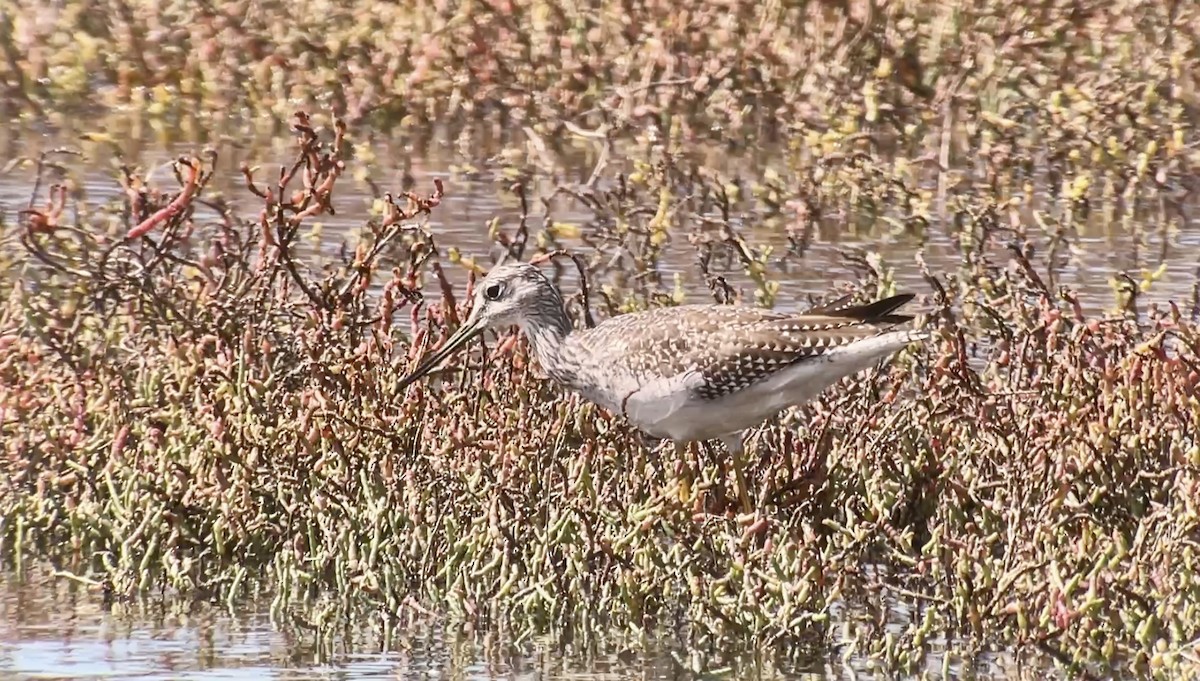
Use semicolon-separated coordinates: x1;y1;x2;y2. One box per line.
0;571;1042;680
0;574;745;680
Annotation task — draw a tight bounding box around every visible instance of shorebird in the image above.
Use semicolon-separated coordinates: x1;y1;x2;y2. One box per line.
397;261;927;513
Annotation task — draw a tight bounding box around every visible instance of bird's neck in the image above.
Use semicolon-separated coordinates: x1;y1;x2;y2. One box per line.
520;305;579;385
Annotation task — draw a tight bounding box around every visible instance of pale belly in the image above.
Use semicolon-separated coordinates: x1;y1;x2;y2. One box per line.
622;383;813;442
570;374;821;442
580;355;857;442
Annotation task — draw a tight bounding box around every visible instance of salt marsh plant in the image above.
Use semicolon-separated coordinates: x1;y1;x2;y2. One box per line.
0;109;1198;677
1;0;1199;677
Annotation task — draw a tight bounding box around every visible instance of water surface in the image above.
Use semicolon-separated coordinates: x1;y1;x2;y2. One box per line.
2;120;1196;318
0;573;1041;680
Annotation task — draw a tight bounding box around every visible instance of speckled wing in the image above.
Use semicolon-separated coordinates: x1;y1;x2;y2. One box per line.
688;315;903;399
572;295;917;401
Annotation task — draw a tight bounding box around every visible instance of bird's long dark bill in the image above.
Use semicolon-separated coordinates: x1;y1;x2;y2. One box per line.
396;321;483;391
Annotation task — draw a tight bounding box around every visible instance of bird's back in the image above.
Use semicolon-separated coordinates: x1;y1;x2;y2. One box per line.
558;295;922;412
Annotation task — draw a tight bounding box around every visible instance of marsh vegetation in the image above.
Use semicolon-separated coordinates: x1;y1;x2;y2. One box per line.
2;0;1200;677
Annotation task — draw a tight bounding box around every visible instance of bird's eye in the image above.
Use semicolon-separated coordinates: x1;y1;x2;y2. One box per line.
483;282;505;301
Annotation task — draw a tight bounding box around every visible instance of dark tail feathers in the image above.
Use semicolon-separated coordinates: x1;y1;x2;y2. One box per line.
814;293;917;325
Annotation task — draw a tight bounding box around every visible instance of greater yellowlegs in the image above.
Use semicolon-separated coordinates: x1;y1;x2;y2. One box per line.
398;262;927;513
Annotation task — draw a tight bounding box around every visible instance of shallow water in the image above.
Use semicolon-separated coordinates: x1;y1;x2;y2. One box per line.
0;574;804;680
0;581;656;679
0;119;1149;680
0;572;1045;680
3;119;1197;319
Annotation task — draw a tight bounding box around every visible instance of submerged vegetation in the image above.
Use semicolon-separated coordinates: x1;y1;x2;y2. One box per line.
2;0;1200;678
